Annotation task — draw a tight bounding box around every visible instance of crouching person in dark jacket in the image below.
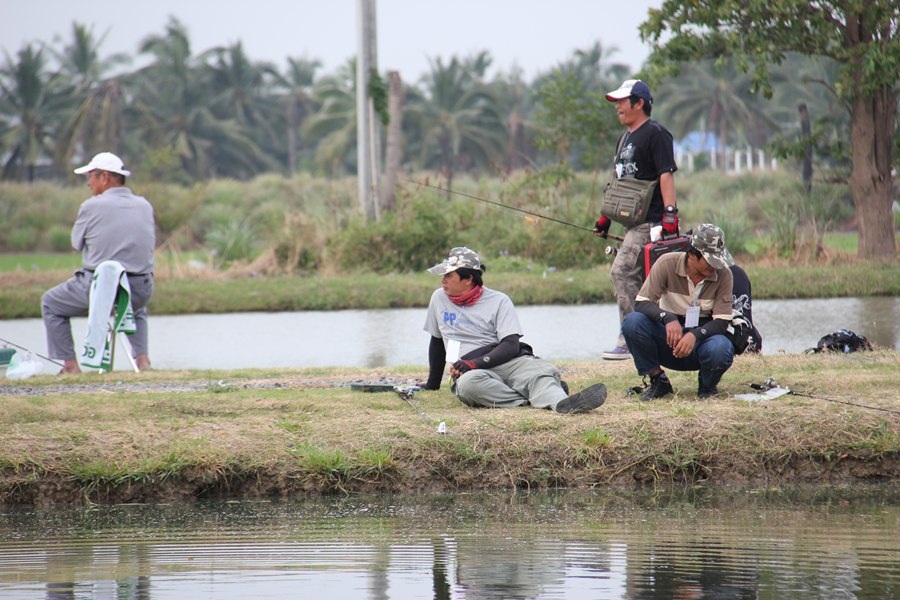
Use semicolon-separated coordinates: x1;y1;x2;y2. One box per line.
623;224;735;400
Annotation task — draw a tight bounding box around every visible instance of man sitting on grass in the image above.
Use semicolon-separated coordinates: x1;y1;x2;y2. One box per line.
421;247;606;414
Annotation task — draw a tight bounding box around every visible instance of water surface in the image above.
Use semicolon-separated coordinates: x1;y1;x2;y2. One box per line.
0;486;896;599
1;297;896;371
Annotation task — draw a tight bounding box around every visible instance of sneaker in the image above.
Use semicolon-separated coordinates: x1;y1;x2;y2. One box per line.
602;345;631;360
639;373;673;401
697;372;718;399
556;383;607;414
560;380;570;395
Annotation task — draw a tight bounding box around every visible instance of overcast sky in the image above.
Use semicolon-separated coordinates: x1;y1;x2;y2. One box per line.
1;0;663;83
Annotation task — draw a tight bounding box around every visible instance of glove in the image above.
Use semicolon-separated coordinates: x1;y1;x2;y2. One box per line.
661;205;679;237
594;216;611;238
452;359;477;374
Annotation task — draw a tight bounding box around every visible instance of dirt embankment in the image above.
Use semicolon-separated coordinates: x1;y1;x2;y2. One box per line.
1;355;898;507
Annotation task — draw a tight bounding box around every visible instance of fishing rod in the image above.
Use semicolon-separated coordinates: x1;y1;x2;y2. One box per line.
0;337;63;367
395;385;448;433
402;177;624;242
748;377;900;416
789;389;900;416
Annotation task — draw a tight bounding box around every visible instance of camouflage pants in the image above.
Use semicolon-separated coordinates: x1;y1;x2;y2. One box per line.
609;222;651;346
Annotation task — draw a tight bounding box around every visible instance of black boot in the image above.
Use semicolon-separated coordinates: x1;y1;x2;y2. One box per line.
640;372;673;401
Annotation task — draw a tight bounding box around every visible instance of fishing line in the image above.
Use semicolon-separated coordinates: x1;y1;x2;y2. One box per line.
788;390;900;416
402;177;623;240
0;337;63;367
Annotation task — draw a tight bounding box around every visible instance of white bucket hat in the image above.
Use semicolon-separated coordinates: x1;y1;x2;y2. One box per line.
73;152;132;177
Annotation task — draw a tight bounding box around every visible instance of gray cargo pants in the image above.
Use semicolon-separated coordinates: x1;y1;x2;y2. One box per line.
609;222;651;347
41;270;154;361
451;355;567;410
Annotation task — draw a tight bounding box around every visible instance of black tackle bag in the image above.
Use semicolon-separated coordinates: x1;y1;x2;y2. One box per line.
807;329;873;354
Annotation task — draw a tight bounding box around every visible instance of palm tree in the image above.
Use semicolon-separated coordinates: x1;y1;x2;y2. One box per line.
405;53;506;190
128;18;272;179
53;22;132;172
207;41;283;165
0;43;67;181
655;59;780;169
52;22;130;89
275;56;321;174
562;41;630;93
302;59;357;175
487;65;533;172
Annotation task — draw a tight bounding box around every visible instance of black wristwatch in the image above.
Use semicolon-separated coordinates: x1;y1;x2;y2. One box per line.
665;205;677;214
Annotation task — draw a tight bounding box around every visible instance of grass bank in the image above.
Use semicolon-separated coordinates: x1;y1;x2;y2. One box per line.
1;352;896;506
0;259;898;319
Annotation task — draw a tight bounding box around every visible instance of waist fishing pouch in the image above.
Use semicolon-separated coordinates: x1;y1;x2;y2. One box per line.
601;177;657;228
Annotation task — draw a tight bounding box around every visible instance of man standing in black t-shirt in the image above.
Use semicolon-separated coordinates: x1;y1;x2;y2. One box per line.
594;79;679;361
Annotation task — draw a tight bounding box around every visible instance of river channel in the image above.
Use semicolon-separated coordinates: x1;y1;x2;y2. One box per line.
1;486;896;599
1;297;897;372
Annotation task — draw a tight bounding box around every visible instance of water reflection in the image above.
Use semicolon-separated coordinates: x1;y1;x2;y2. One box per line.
0;486;896;599
0;297;897;371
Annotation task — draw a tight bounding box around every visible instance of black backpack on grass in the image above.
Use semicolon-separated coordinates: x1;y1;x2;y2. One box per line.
807;329;873;354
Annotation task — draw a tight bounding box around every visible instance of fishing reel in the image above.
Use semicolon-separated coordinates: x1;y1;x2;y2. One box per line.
393;385;421;400
750;377;780;391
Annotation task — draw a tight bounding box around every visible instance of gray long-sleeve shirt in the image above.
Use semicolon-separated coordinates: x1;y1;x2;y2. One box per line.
71;186;156;273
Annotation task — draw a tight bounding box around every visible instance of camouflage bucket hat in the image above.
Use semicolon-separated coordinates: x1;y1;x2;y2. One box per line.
427;247;483;275
691;224;734;269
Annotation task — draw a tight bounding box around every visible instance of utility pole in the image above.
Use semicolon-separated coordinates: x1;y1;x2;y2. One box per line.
356;0;379;221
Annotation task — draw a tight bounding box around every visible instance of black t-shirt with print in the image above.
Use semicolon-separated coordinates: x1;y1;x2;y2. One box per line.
614;119;677;223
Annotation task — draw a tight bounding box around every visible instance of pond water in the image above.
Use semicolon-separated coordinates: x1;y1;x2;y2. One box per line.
1;297;897;372
1;486;896;599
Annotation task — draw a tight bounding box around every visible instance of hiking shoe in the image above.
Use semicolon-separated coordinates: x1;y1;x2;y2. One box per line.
602;345;631;360
560;380;570;395
556;383;607;414
697;372;718;399
639;373;673;401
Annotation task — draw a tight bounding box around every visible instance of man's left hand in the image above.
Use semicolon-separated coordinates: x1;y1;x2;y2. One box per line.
672;331;697;358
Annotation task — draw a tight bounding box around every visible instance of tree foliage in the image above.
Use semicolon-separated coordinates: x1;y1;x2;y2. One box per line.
640;0;898;258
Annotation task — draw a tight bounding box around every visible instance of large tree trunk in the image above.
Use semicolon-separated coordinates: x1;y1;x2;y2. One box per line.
848;85;896;259
381;70;404;213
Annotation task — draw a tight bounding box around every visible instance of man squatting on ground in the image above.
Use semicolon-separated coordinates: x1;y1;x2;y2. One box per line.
41;152;156;374
594;79;678;361
622;224;736;401
421;247;607;414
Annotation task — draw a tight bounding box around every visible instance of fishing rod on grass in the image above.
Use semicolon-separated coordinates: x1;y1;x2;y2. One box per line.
744;377;900;416
402;178;625;243
0;337;63;367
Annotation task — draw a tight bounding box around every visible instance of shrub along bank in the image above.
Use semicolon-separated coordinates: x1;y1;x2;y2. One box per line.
2;170;894;273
